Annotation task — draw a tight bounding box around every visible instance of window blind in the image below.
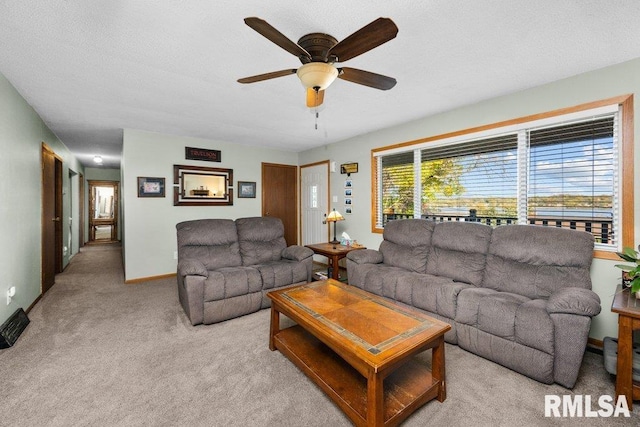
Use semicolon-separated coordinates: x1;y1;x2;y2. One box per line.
420;134;518;224
373;105;620;250
379;151;415;226
527;116;615;244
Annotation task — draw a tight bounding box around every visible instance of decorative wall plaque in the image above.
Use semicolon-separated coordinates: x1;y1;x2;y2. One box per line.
340;162;358;175
185;147;221;162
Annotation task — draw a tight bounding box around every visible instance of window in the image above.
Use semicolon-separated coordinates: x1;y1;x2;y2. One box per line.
373;96;633;258
527;117;615;245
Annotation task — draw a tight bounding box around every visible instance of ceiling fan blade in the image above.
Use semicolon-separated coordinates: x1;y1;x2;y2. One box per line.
338;67;397;90
328;18;398;62
306;88;325;108
237;69;297;84
244;17;311;60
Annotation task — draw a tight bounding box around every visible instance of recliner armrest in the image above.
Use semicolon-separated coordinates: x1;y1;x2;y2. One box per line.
282;245;313;261
346;249;383;265
546;287;601;317
177;259;208;277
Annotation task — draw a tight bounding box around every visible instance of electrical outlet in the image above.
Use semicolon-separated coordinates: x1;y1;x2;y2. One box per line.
173;251;178;260
7;286;15;305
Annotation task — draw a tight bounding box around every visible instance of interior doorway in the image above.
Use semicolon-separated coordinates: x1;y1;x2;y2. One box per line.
41;144;63;293
79;173;84;247
88;180;119;243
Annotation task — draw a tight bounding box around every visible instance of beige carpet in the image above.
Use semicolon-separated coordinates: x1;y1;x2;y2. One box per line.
0;244;637;426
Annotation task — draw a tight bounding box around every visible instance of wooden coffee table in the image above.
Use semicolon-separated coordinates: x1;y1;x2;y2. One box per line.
267;279;451;426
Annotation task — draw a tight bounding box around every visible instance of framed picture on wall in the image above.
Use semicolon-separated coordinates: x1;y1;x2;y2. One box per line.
238;181;256;198
138;177;165;198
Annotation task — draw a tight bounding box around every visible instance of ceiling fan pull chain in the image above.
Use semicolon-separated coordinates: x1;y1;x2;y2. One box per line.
314;89;319;130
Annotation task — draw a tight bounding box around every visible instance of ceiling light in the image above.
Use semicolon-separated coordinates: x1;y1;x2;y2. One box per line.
296;62;339;91
93;155;103;164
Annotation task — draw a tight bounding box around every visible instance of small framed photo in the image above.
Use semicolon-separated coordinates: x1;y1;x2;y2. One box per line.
345;189;352;196
345;179;352;188
138;177;165;198
238;181;256;198
345;198;352;205
345;207;352;214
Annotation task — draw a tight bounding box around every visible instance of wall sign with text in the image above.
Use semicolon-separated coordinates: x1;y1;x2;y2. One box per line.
185;146;221;162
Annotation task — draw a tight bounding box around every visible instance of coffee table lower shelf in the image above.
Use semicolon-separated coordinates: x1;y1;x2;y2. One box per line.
274;325;439;427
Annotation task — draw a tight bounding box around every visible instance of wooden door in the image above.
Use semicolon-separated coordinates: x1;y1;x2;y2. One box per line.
262;163;298;245
41;144;63;293
300;161;330;244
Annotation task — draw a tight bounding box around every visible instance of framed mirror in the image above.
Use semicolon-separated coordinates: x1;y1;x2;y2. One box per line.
173;164;233;206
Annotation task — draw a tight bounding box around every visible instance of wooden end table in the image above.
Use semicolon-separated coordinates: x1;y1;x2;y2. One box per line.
611;286;640;409
268;279;451;426
305;242;365;281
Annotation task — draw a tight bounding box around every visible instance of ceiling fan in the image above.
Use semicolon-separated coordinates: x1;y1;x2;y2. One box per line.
237;17;398;108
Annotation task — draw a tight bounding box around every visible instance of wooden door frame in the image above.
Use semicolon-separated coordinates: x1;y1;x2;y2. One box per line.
41;143;63;292
88;180;119;242
79;173;85;247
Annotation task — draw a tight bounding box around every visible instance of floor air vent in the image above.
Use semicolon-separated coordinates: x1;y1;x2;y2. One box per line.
0;308;30;349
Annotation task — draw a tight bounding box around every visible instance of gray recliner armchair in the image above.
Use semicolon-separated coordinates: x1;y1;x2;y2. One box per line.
176;217;313;325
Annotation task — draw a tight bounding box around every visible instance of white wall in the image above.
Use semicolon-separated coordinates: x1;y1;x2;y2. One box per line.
299;57;640;341
0;72;83;325
121;129;298;281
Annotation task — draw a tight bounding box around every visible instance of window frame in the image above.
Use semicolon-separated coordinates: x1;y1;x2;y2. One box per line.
371;95;634;260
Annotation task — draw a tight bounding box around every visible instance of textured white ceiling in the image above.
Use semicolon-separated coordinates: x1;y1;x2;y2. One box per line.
2;1;640;169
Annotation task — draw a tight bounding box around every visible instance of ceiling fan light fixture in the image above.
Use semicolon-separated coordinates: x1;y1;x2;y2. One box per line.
296;62;338;90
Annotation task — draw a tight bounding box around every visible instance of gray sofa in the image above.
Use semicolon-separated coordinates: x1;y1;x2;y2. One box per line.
176;217;313;325
346;219;601;388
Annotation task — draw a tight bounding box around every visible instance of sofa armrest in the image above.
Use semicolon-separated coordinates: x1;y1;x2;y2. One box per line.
346;249;383;265
282;245;313;261
546;287;601;317
177;259;208;278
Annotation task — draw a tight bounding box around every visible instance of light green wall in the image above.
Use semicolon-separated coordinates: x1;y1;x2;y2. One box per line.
0;72;83;325
299;57;640;341
121;129;298;281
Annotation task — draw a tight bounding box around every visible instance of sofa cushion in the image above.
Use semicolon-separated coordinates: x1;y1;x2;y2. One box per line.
515;299;555;355
397;273;474;320
426;221;492;286
477;292;531;341
203;267;262;301
379;219;434;273
176;219;242;270
358;265;409;299
482;225;594;299
236;217;287;266
456;288;554;354
255;260;309;290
